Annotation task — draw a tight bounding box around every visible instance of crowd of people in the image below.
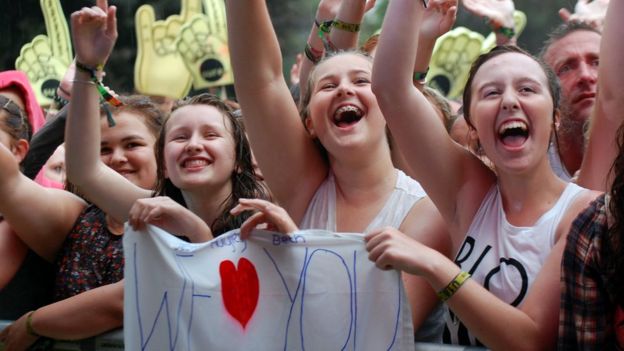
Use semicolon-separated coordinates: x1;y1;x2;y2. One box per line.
0;0;622;349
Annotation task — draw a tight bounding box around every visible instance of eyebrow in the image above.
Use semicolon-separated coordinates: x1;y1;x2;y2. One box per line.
317;69;370;82
101;135;147;145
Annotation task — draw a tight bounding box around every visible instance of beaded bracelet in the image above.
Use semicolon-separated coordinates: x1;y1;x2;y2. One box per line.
437;271;471;301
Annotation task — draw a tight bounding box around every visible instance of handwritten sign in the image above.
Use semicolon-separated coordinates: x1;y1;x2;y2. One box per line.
123;226;414;350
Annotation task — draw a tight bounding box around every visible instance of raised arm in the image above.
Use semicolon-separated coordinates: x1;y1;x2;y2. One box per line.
226;0;326;222
577;0;624;191
0;143;85;262
372;0;493;229
462;0;517;46
413;0;457;90
65;0;150;223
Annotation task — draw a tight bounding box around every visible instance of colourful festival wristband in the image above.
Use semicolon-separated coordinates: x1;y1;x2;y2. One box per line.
332;19;360;33
437;271;471;301
488;20;515;39
75;61;121;126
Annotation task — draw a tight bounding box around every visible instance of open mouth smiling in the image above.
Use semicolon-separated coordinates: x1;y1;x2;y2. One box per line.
333;105;363;127
498;120;529;148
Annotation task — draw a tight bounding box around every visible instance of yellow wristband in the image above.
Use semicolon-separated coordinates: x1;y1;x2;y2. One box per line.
26;311;41;337
437;271;471;301
332;19;360;33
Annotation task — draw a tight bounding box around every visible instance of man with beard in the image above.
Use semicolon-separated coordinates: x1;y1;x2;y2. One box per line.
541;22;601;181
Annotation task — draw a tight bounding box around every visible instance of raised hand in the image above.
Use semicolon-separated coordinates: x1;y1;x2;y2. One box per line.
15;0;73;107
176;0;233;90
134;0;202;99
230;198;299;240
419;0;458;42
559;0;609;31
461;0;515;28
128;196;213;242
289;53;303;86
70;0;117;68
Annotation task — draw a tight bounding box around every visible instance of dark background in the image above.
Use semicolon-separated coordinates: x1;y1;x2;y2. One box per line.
0;0;578;96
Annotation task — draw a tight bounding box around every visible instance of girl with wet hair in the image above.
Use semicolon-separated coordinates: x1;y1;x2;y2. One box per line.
367;0;608;349
226;0;452;341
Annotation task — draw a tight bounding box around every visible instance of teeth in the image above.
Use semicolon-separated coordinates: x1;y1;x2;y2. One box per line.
499;121;528;134
184;159;207;168
334;105;362;118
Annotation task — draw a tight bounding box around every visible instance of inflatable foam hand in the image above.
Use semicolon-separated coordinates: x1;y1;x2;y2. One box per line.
177;14;234;90
427;27;484;99
134;0;202;99
15;0;72;107
481;10;527;52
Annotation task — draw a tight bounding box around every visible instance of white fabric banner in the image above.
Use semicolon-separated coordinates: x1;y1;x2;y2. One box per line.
123;226;414;351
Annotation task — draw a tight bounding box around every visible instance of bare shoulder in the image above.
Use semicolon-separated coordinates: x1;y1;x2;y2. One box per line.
555;189;603;243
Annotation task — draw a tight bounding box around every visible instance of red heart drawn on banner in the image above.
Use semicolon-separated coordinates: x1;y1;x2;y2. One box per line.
219;257;259;329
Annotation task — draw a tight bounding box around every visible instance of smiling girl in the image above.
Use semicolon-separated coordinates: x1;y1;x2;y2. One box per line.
366;0;601;349
225;0;451;339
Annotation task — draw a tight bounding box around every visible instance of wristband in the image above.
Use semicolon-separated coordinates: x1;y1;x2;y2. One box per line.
332;19;360;33
437;271;471;301
413;67;429;85
75;61;121;127
26;311;41;337
488;20;515;39
317;20;337;52
304;43;323;64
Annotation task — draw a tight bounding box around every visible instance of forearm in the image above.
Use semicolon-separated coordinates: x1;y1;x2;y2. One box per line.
30;281;123;340
577;0;624;191
330;0;367;49
422;252;547;351
299;23;325;97
65;69;102;187
596;0;624;118
226;0;284;93
373;0;423;94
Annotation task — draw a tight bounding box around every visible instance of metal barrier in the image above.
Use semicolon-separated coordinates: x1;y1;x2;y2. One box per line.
1;321;487;350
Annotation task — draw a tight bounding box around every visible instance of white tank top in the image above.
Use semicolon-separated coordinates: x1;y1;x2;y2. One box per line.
299;169;427;232
299;170;446;343
442;182;585;346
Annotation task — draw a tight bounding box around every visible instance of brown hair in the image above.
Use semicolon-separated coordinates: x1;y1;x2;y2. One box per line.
462;45;561;129
153;93;270;236
0;95;30;143
297;50;374;160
